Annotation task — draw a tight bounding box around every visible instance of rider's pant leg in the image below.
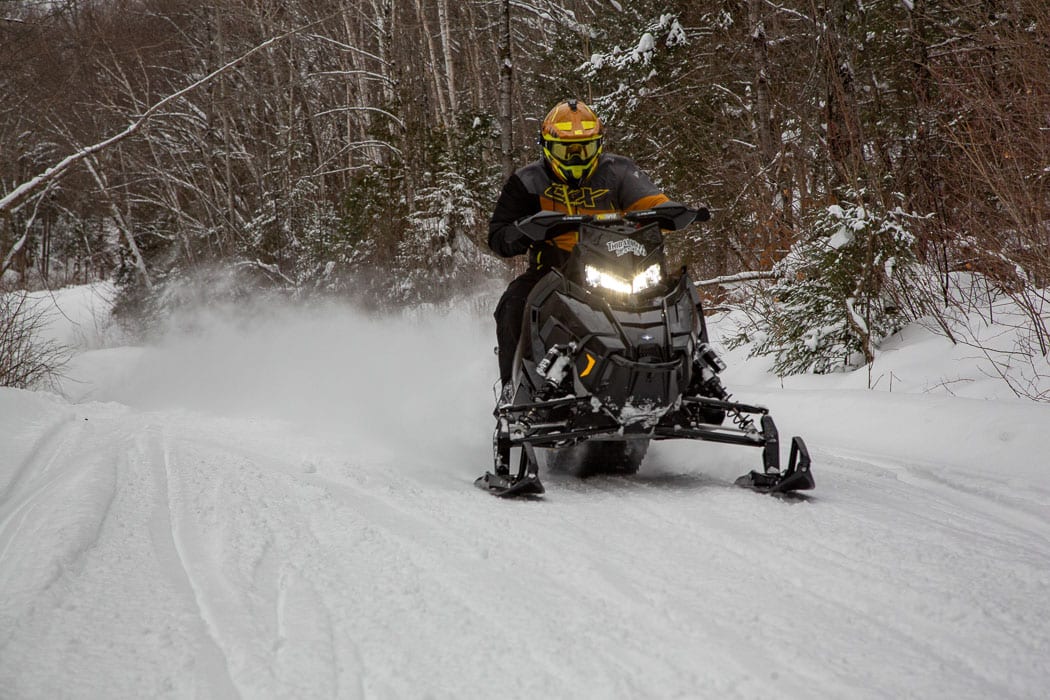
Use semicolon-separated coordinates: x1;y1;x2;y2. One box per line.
494;267;548;384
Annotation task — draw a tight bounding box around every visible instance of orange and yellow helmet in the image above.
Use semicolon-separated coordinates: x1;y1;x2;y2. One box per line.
540;100;604;187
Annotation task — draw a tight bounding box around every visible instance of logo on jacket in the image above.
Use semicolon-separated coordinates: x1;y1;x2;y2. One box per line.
607;239;646;257
544;184;610;208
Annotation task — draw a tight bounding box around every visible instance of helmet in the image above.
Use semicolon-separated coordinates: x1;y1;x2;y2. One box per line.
540;99;604;187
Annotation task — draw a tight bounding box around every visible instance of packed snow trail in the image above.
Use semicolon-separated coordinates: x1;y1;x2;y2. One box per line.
1;301;1049;699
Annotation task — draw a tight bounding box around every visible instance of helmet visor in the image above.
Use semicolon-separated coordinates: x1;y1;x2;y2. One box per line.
546;138;601;165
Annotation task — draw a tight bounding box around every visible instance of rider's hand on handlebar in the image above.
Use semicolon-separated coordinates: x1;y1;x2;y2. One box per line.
515;211;572;242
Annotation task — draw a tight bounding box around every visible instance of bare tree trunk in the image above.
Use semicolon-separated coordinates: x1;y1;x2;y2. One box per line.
414;0;450;132
748;0;792;252
215;10;236;255
820;0;863;192
436;0;458;119
40;203;51;283
462;0;487;111
904;0;952;300
340;7;364;173
498;0;514;178
749;0;776;169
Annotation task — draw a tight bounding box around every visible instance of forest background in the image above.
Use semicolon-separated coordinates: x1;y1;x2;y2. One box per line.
1;0;1048;390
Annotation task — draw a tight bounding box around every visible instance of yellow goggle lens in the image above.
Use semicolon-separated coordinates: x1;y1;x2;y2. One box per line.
547;139;601;163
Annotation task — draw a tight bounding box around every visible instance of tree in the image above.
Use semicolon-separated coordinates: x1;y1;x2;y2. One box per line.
736;195;923;375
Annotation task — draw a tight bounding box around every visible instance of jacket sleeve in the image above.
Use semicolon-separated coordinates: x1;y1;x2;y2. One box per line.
488;173;541;258
617;160;670;212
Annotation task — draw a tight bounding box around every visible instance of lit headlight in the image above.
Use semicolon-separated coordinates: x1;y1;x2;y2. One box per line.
584;263;663;295
632;263;663;292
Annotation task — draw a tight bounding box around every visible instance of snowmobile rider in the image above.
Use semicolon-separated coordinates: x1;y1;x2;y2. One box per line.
488;99;675;393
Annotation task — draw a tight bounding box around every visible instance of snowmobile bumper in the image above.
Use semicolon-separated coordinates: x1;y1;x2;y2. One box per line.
495;394;768;448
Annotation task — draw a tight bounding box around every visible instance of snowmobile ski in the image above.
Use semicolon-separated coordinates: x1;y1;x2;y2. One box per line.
478;424;545;498
735;436;814;494
474;471;545;498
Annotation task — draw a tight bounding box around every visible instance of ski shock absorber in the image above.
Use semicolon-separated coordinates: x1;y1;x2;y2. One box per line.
720;384;757;432
695;342;756;432
696;343;726;375
535;342;576;400
519;343;577;429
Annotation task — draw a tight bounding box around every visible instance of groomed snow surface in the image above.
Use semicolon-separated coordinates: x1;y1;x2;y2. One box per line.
2;284;1048;699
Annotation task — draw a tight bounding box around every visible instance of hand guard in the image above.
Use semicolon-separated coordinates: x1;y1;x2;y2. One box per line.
515;211;588;242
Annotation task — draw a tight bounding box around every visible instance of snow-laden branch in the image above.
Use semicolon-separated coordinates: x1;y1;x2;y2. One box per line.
0;17;329;217
304;33;391;66
313;106;406;129
234;259;296;287
695;270;780;287
310;69;396;85
509;0;593;35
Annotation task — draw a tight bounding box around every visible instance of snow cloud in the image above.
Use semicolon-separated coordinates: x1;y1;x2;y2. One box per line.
79;293;500;465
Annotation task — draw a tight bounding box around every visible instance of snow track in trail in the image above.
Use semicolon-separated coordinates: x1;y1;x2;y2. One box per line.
0;412;117;644
2;393;1049;698
147;427;240;699
541;450;1050;699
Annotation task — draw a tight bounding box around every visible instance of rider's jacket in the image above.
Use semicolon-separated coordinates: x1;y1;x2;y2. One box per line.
487;153;669;268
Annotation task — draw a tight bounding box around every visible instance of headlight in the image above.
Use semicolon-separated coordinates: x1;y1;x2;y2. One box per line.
585;263;663;295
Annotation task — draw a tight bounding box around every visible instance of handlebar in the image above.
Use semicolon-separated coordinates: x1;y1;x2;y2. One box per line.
515;203;710;242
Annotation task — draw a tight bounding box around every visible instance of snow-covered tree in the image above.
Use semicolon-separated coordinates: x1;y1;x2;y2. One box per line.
395;114;503;304
736;196;923;375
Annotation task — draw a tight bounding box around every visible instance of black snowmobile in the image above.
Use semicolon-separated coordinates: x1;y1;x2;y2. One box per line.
475;202;814;498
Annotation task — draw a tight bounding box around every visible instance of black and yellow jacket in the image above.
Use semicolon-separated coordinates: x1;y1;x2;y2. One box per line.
487;153;669;268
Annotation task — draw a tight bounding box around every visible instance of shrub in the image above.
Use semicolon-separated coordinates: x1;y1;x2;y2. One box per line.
735;196;923;375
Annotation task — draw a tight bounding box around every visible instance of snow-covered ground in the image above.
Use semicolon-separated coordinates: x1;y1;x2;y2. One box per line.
1;284;1048;699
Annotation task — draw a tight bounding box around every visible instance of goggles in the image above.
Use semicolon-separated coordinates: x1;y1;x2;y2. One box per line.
544;137;602;164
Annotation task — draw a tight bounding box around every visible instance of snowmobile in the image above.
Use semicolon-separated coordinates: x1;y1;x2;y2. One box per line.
475;202;814;498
